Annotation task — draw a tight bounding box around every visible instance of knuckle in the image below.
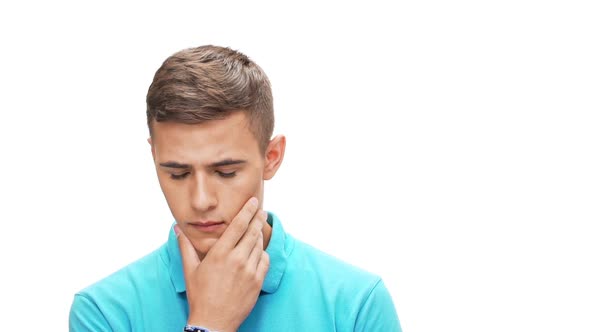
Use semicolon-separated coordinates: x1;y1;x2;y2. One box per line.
230;255;246;269
254;218;264;231
248;224;261;238
258;210;268;223
255;208;265;218
261;252;270;265
245;264;256;278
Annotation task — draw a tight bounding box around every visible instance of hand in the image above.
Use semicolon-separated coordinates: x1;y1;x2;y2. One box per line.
176;197;270;332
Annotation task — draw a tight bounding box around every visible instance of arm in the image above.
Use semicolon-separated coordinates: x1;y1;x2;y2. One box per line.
69;294;113;332
354;279;403;332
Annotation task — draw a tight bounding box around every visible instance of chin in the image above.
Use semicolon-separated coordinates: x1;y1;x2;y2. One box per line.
190;237;219;258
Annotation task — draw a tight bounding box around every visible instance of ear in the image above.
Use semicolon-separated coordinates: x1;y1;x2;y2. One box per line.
148;137;155;161
263;135;286;180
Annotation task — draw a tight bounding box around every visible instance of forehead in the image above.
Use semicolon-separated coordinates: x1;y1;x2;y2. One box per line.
151;112;261;163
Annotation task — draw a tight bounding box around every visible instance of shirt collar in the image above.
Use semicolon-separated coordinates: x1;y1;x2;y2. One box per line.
165;211;290;294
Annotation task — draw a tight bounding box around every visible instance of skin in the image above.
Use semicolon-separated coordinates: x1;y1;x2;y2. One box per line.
177;198;269;331
148;111;285;259
148;111;286;331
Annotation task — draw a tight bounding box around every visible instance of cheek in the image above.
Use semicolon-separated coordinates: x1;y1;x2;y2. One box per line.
158;175;188;216
220;171;264;216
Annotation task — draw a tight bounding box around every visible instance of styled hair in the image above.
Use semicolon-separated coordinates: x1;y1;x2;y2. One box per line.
146;45;274;152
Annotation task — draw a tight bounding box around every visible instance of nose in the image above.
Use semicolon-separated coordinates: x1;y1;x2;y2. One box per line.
190;173;217;212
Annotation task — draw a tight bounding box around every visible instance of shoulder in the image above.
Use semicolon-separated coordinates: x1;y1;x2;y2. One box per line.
69;245;167;330
285;236;401;330
289;236;401;332
291;237;380;284
76;245;166;300
288;236;385;302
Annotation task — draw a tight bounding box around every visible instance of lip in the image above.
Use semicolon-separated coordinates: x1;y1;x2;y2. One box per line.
188;221;225;233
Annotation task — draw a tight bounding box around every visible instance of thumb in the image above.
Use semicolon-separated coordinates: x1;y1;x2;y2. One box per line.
175;224;201;271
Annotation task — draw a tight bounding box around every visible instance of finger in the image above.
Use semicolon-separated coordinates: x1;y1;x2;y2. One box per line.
256;251;270;284
215;197;258;252
175;224;201;274
246;231;263;268
234;209;266;257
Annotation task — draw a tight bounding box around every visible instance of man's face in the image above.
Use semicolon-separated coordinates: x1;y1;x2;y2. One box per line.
149;111;275;257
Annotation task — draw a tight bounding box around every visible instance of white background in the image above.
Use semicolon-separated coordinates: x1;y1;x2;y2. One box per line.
1;1;589;331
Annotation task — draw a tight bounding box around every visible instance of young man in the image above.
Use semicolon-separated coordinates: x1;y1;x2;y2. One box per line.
69;45;402;332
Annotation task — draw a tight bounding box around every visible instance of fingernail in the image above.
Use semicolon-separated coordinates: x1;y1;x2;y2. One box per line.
249;197;258;207
263;211;268;220
173;224;180;236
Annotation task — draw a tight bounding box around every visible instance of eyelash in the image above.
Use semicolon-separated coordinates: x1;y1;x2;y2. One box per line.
170;171;236;180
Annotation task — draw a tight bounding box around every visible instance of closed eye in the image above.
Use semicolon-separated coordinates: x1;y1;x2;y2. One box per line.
170;172;190;180
217;171;236;178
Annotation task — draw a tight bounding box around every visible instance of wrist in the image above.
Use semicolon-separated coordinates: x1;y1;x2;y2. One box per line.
184;325;231;332
186;318;235;332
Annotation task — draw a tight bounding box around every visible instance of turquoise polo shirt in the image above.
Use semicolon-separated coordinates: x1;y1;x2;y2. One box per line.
70;213;402;331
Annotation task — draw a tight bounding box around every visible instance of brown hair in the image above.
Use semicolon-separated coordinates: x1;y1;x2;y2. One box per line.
146;45;274;152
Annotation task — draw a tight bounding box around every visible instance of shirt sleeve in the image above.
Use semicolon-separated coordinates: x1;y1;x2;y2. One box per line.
69;294;113;332
354;279;403;332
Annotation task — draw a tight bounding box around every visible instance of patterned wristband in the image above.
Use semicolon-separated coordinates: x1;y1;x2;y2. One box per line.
183;324;219;332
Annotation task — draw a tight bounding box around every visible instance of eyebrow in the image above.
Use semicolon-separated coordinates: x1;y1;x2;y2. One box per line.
159;159;247;169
